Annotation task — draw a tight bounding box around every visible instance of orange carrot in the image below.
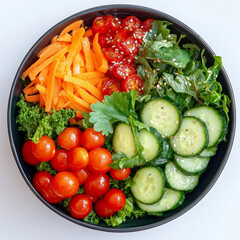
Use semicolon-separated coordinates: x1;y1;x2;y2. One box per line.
84;29;93;38
23;86;38;96
64;75;103;100
65;91;91;110
59;20;83;36
73;53;82;75
51;35;58;43
36;84;47;94
45;59;59;112
25;94;40;102
38;43;67;58
82;38;94;72
57;33;72;42
77;88;99;104
39;67;49;83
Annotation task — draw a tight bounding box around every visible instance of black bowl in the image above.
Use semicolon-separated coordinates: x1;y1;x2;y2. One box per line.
8;4;236;232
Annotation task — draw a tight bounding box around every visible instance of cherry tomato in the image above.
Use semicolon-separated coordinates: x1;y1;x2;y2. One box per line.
102;79;122;96
33;171;53;193
67;147;89;170
142;18;154;31
119;37;140;55
52;171;79;198
112;64;136;79
122;16;141;31
72;168;90;185
81;127;105;151
94;198;116;218
110;168;131;181
122;55;135;65
132;28;147;43
92;16;112;34
32;136;56;162
42;184;63;204
88;148;112;174
69;194;92;219
98;33;114;48
84;194;98;203
112;29;127;47
22;140;40;165
122;74;144;95
110;17;122;31
102;47;124;63
84;173;109;197
57;127;82;150
104;188;126;211
50;149;69;171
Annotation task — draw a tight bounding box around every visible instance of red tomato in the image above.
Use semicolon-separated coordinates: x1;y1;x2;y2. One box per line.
102;79;122;96
72;168;90;185
69;194;92;219
110;168;131;181
104;188;126;211
142;18;154;31
132;28;147;43
42;184;63;204
94;198;116;218
119;37;140;55
50;149;69;172
33;171;53;193
84;173;109;197
112;29;127;46
110;17;122;31
22;140;40;165
112;64;136;79
67;147;89;170
122;74;144;95
92;16;112;34
88;148;112;174
57;127;82;150
122;16;141;31
102;47;124;63
32;136;56;162
52;171;79;198
81;128;105;151
98;33;114;48
122;55;135;65
84;193;98;203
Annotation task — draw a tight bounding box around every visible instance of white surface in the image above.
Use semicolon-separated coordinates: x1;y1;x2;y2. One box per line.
0;0;239;239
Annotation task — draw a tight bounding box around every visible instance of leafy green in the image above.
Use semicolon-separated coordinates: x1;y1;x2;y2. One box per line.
82;111;93;129
109;152;136;170
36;161;57;175
83;210;100;224
16;95;75;143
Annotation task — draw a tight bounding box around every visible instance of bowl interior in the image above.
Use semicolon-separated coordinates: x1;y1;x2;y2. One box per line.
8;5;236;232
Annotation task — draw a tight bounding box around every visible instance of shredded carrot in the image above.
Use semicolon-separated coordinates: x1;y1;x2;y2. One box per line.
51;35;58;43
25;94;40;102
39;67;49;83
59;20;83;36
45;59;59;112
36;84;47;94
82;38;94;72
65;91;91;110
77;88;99;104
84;29;93;38
23;86;38;96
57;33;72;42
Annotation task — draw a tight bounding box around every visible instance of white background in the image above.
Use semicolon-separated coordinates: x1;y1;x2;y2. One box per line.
1;0;239;239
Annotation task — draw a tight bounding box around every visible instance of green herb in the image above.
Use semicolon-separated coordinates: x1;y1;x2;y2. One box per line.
36;161;57;175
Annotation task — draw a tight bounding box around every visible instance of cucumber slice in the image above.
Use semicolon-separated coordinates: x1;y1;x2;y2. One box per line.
131;167;165;204
199;147;217;157
184;106;223;147
170;116;209;156
137;188;185;212
165;162;199;191
174;154;210;175
140;99;180;138
139;128;162;162
112;123;136;158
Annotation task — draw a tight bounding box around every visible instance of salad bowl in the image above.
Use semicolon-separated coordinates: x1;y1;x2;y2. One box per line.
8;4;236;232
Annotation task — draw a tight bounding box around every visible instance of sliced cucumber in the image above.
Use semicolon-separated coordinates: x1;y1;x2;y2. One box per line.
140;99;180;138
199;147;217;157
112;123;135;158
184;106;223;147
131;167;165;204
139;127;162;162
137;188;185;212
174;154;210;175
170;116;209;156
165;162;199;191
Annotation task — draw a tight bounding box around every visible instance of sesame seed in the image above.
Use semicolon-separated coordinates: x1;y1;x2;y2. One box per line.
186;76;190;80
172;58;176;62
189;83;192;86
147;75;150;78
174;63;178;66
153;69;156;74
173;144;176;147
176;121;179;124
144;69;147;73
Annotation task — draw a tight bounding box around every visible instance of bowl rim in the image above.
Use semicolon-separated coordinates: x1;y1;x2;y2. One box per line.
7;4;236;232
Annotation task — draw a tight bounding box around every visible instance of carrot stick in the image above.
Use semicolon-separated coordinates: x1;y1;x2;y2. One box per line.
75;71;105;79
59;20;83;36
82;37;94;72
77;88;99;104
66;27;85;67
38;43;67;59
73;53;81;75
97;79;103;91
25;94;40;102
92;33;108;73
56;96;65;111
23;86;38;95
23;79;37;92
45;59;59;112
51;35;58;43
64;75;103;100
65;91;91;110
28;46;69;81
36;84;47;94
84;29;93;38
57;33;72;42
23;44;66;79
38;67;49;83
